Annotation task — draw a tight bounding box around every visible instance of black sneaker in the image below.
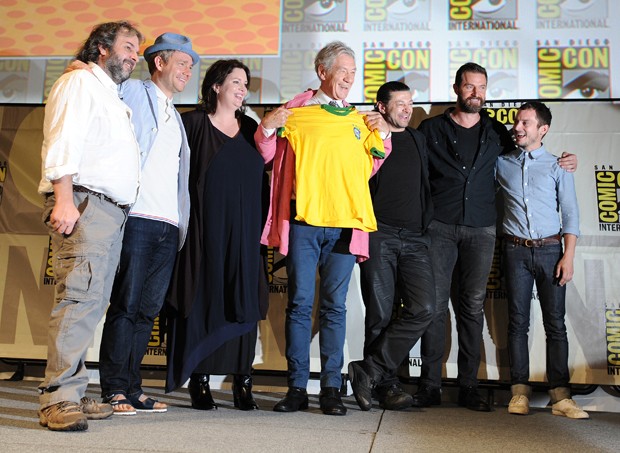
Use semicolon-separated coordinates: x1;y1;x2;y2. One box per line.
347;360;375;411
377;383;413;411
458;386;491;412
411;385;442;408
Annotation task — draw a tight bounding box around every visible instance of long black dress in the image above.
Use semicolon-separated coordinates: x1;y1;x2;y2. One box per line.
166;110;268;392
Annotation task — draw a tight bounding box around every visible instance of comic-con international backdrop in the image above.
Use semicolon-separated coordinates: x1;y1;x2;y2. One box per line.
1;1;620;387
0;0;617;103
2;101;620;387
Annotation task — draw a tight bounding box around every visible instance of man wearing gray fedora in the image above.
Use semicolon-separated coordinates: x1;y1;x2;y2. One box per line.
97;33;199;415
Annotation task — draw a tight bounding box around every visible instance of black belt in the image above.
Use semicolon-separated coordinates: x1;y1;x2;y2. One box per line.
72;185;129;210
504;234;561;248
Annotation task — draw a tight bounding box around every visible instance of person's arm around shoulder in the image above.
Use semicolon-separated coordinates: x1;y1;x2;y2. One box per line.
49;175;79;235
63;60;89;74
558;152;577;173
556;233;577;286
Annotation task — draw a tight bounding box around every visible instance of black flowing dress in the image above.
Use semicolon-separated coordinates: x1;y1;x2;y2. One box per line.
165;110;268;392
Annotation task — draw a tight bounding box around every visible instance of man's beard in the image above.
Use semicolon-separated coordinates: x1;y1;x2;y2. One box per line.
105;52;134;84
457;95;484;114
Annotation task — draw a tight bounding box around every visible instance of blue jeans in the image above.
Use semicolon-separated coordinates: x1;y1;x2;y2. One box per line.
420;220;496;388
504;242;569;388
285;222;356;389
359;223;435;386
99;217;178;398
39;192;127;408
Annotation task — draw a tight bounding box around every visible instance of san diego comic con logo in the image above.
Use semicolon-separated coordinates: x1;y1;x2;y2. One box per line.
282;0;348;32
448;41;519;101
537;0;609;29
363;41;431;103
605;309;620;375
267;247;288;294
594;167;620;232
537;39;610;99
145;316;166;357
44;236;55;285
364;0;431;31
449;0;518;31
484;102;519;126
486;238;507;300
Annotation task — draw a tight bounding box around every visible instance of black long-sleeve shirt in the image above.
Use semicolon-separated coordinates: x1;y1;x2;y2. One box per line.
417;107;515;228
369;127;433;233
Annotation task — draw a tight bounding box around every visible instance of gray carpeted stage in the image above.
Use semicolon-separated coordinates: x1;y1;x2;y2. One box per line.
1;376;619;453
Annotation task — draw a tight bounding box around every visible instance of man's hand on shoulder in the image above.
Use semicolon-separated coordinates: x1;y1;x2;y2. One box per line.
63;60;90;75
558;152;577;173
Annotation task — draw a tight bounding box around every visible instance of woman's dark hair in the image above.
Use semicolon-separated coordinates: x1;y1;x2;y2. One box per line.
200;59;251;118
75;21;143;64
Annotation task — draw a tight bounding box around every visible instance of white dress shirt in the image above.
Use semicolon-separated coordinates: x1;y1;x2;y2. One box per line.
39;62;141;206
130;84;181;225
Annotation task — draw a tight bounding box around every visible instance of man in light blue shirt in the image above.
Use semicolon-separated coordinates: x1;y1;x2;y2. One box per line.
495;101;587;419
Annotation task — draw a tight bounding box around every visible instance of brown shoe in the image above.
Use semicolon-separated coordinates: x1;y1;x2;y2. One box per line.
38;401;88;431
80;397;114;420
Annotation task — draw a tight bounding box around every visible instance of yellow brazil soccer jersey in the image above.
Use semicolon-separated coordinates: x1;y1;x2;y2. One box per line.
277;104;385;232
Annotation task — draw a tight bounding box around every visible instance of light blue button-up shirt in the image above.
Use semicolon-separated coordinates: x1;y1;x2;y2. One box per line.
495;145;580;239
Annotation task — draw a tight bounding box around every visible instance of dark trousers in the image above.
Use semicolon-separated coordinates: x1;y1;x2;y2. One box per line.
99;217;178;398
359;223;435;385
420;220;496;388
504;242;569;388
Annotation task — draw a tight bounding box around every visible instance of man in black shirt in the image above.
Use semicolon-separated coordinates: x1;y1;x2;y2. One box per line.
348;81;435;411
413;62;577;411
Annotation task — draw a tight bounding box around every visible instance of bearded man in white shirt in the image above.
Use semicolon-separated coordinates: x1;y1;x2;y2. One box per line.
37;21;143;432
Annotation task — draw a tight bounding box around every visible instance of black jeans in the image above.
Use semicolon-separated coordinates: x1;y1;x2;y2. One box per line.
420;220;496;388
359;223;435;384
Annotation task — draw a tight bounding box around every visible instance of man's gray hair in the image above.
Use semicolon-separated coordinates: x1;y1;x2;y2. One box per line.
314;41;355;75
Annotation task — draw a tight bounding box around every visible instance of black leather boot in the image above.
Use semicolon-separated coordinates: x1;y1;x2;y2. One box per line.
188;374;217;410
232;375;259;411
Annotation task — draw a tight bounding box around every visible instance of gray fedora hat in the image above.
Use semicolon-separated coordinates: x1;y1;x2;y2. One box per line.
144;32;199;65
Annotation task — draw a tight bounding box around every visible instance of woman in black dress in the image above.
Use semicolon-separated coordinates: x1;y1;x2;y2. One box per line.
166;59;268;410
